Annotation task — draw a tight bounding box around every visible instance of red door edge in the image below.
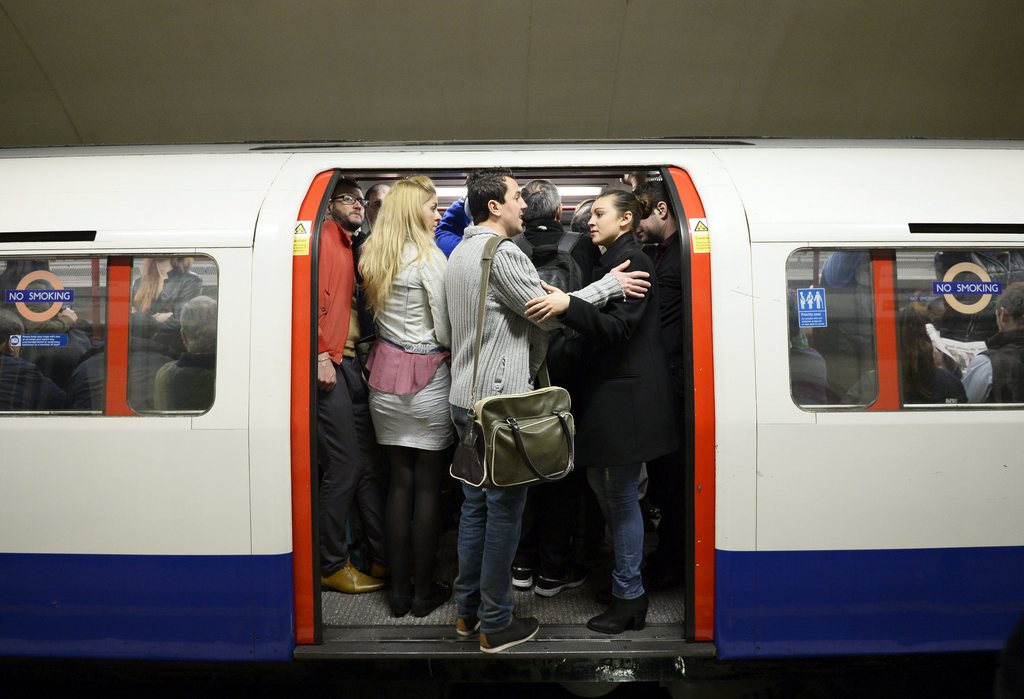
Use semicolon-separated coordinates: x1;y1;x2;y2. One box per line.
291;170;334;644
104;257;132;416
869;251;900;411
667;167;715;641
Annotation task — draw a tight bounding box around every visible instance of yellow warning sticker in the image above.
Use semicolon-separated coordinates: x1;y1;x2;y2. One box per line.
689;218;710;253
293;221;312;256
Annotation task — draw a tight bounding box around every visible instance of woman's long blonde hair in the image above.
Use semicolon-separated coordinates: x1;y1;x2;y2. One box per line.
358;176;441;315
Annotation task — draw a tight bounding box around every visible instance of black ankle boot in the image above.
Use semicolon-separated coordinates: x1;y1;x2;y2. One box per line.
411;581;452;617
586;593;648;634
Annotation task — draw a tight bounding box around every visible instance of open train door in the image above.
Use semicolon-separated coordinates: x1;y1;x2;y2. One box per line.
663;166;715;644
289;169;336;645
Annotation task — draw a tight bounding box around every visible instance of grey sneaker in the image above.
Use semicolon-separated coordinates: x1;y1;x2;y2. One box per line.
479;616;540;653
534;567;587;598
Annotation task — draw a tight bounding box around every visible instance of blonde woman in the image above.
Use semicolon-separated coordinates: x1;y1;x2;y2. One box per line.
358;176;454;618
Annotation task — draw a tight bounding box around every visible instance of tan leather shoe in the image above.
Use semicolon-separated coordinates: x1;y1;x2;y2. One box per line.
321;563;386;594
370;562;390;579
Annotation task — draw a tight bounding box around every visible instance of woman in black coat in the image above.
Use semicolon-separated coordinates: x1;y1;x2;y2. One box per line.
526;190;679;634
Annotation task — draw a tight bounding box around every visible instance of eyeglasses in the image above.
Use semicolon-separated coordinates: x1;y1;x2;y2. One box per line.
331;194;368;208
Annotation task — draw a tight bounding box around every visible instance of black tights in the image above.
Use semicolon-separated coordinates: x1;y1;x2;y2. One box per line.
384;445;446;599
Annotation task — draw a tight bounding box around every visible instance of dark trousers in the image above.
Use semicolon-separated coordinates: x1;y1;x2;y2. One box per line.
514;465;586;578
317;357;386;576
645;446;686;565
647;383;686;569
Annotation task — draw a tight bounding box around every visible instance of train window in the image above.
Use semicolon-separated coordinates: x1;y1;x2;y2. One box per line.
128;256;218;414
0;257;107;412
895;249;1024;406
786;250;878;407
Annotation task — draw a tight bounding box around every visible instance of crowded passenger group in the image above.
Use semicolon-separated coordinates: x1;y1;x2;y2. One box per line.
311;168;684;653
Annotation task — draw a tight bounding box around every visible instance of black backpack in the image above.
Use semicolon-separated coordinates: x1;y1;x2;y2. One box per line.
512;230;585;292
513;230;587;381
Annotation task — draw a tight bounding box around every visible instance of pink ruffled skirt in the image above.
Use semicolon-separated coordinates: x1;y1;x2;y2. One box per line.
365;339;454;450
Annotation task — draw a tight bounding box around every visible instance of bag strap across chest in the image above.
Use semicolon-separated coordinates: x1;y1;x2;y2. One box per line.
467;236;550;407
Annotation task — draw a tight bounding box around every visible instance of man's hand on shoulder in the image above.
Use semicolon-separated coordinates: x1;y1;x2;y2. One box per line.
525;282;571;322
610;260;651;299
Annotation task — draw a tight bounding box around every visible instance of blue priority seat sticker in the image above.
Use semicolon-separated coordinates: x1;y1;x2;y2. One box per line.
796;287;827;328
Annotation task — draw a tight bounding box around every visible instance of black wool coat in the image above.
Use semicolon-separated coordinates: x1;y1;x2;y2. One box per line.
562;233;680;468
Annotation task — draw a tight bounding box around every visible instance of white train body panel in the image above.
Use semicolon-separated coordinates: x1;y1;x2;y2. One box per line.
0;142;1020;663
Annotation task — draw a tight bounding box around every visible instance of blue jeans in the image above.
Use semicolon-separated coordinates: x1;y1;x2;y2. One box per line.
451;404;529;633
587;463;645;600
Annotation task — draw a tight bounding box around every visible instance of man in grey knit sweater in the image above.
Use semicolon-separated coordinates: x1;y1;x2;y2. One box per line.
446;168;649;652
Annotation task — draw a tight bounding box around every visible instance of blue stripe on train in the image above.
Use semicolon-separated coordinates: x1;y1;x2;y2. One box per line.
0;552;294;660
715;545;1024;659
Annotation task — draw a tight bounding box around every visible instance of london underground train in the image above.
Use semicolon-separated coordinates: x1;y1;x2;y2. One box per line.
0;141;1022;686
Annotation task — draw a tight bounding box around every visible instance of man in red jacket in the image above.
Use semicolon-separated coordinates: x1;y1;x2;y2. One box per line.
317;177;388;594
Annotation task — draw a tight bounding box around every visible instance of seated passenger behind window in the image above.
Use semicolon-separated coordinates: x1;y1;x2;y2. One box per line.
154;296;217;411
788;292;830;405
961;282;1024;404
65;334;174;411
131;257;203;357
898;306;966;405
0;308;66;410
0;259;89;388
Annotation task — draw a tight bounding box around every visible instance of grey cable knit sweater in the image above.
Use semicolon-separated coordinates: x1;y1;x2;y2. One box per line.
446;226;622;409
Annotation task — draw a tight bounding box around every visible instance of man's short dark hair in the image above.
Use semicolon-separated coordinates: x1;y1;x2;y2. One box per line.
330;176;361;198
632;180;670;207
997;282;1024;322
466;168;514;225
0;308;25;345
522;179;561;222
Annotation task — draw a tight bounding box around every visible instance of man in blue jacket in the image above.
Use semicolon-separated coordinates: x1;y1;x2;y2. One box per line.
434;196;472;256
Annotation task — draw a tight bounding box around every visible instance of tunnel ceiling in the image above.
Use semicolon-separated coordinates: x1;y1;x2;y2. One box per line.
2;0;1023;147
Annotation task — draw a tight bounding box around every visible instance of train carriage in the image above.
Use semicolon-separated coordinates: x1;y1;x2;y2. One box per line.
0;141;1022;686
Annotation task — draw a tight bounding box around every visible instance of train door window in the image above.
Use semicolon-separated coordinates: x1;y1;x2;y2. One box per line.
128;255;219;414
894;249;1024;406
0;257;106;412
785;249;878;407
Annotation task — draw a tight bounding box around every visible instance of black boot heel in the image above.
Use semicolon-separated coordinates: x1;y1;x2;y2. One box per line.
586;593;649;634
411;582;452;617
